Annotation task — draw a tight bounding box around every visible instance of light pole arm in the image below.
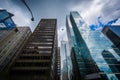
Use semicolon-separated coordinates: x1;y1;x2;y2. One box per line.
21;0;34;21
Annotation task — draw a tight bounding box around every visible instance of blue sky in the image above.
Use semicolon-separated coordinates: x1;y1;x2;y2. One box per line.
0;0;120;46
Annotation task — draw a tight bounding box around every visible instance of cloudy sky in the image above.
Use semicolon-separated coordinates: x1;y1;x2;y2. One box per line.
0;0;120;46
1;0;120;79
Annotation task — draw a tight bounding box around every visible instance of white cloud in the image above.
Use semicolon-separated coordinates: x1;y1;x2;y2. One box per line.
112;18;120;25
70;0;120;26
58;26;68;46
81;0;105;25
1;0;120;47
70;0;104;25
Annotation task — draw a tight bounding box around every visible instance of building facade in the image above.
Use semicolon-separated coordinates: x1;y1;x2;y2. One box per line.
61;41;73;80
102;25;120;50
0;9;32;78
55;47;61;80
66;12;102;80
101;50;120;79
9;19;60;80
61;41;68;80
0;9;16;29
0;27;31;78
66;11;120;80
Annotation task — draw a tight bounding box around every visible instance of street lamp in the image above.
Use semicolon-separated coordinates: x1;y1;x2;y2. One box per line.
21;0;34;21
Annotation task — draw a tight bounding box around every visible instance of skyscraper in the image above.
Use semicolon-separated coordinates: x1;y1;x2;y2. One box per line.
9;19;59;80
0;9;31;75
102;25;120;50
66;11;120;80
66;11;102;80
61;41;73;80
61;41;68;80
101;50;120;79
0;27;31;79
55;47;61;80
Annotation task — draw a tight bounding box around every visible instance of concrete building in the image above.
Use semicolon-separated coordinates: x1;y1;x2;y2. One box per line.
9;19;60;80
0;27;31;79
0;9;32;72
55;47;61;80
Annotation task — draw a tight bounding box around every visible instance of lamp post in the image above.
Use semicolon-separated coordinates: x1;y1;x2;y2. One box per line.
21;0;34;21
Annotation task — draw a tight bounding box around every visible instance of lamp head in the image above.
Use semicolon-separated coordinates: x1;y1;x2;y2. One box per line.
31;17;34;21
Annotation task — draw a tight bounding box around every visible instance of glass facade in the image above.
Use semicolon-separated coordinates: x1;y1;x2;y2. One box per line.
66;15;81;80
61;41;73;80
0;10;16;29
66;11;120;80
66;12;101;80
102;50;120;79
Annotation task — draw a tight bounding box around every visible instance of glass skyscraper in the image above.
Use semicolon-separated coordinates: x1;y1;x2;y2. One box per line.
66;11;120;80
61;41;73;80
61;41;68;80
